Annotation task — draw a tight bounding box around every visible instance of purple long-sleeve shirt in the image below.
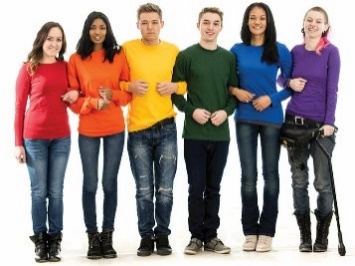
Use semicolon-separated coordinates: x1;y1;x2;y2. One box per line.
286;44;340;125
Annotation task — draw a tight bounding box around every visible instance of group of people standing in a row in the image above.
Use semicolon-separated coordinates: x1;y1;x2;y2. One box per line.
14;1;340;263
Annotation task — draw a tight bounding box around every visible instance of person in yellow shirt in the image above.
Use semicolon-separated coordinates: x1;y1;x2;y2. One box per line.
121;2;185;257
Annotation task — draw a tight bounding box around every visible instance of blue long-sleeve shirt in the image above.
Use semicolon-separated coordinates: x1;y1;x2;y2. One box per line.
230;42;292;126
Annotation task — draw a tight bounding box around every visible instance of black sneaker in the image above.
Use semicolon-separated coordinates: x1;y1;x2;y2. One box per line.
137;235;155;256
155;234;172;256
101;231;117;258
87;232;102;259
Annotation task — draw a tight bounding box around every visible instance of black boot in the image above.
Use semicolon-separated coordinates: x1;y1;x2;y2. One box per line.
100;231;117;258
87;232;102;259
313;210;333;252
48;232;62;262
29;232;48;263
155;234;172;256
295;212;312;252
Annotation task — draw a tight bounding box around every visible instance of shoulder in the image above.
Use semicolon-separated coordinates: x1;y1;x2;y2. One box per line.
230;43;247;52
121;39;140;51
276;42;291;53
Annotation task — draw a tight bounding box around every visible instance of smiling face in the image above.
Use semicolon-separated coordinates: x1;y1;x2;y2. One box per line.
198;12;223;45
303;10;329;39
89;18;107;50
42;27;63;62
248;6;267;37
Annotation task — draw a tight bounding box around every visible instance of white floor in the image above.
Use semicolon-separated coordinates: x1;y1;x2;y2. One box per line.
3;117;355;265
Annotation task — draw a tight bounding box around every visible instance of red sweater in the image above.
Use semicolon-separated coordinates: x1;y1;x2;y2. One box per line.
68;49;131;137
14;61;70;146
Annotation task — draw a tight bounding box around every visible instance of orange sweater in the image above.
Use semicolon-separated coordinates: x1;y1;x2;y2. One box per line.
68;49;131;137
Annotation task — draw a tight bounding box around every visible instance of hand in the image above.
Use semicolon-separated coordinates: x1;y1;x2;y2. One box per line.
97;98;111;110
252;95;271;111
230;87;255;102
14;146;26;164
320;125;335;137
62;90;79;104
157;82;178;96
210;110;227;127
192;108;211;125
99;87;113;100
289;78;307;92
129;80;148;96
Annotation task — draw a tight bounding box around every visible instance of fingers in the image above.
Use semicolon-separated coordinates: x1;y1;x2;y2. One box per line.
15;154;25;164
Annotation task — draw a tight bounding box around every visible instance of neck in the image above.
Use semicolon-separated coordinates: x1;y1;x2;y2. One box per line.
40;56;56;64
199;39;217;50
141;38;160;46
304;37;320;51
250;35;264;46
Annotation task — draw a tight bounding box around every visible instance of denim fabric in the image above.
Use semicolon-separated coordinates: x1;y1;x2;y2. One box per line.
288;134;335;216
24;137;71;235
128;122;177;236
79;132;124;233
236;122;280;237
184;139;229;243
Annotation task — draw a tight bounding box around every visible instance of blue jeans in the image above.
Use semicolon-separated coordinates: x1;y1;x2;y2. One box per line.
24;137;71;235
128;121;177;237
236;122;280;237
288;134;335;216
184;139;229;243
79;132;124;233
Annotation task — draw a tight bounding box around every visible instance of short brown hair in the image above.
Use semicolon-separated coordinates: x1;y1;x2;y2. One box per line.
137;2;162;21
198;7;223;24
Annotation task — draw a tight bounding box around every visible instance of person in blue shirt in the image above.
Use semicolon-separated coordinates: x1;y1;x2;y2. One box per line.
230;2;292;252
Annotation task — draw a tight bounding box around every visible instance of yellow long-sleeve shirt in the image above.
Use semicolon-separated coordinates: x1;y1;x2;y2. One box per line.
121;39;186;132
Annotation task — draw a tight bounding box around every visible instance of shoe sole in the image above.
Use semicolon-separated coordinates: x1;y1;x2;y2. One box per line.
137;251;153;256
204;248;231;254
87;255;102;259
103;254;117;258
157;250;172;256
256;248;271;252
184;249;200;255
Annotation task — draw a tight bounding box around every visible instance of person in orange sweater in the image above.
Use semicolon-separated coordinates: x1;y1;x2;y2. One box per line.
66;11;131;260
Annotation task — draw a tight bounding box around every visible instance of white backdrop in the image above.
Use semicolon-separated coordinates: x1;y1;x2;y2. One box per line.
1;0;353;258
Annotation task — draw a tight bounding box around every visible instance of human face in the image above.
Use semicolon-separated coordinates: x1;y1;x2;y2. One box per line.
89;18;107;50
303;10;328;39
42;27;63;62
248;7;267;37
198;12;222;44
137;12;164;46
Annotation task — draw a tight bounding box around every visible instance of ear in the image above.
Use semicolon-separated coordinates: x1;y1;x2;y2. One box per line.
160;20;165;29
136;22;139;30
197;22;200;30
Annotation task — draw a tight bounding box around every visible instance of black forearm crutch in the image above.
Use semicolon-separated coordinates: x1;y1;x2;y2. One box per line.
315;132;346;256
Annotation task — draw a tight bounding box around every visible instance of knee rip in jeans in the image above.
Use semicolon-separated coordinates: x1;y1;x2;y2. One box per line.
158;154;177;164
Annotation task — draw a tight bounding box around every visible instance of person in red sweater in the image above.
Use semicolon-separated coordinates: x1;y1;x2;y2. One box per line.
67;11;131;260
14;21;73;263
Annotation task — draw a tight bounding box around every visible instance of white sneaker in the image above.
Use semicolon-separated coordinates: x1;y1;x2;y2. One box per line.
242;235;257;251
256;235;272;252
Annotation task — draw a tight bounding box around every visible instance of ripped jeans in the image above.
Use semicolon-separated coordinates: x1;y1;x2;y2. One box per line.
128;120;177;237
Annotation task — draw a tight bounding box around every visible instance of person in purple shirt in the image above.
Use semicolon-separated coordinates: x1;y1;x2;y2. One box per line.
281;6;340;253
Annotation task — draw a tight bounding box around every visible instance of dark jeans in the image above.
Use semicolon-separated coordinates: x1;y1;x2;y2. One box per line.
288;134;335;216
184;139;229;243
24;137;71;235
128;121;177;237
236;122;280;237
79;132;124;233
